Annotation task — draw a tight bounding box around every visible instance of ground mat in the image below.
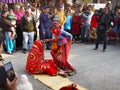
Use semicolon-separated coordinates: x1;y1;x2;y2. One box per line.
33;74;87;90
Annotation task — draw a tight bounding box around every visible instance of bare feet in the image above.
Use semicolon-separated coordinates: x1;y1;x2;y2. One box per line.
64;70;76;76
58;70;68;78
67;70;76;76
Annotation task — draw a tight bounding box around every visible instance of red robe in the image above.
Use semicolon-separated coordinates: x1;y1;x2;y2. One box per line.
70;15;81;34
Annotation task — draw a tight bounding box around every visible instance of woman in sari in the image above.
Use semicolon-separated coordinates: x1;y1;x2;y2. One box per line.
50;22;76;76
26;40;67;77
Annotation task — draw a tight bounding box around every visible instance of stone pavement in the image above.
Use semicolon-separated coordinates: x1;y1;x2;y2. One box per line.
2;43;120;90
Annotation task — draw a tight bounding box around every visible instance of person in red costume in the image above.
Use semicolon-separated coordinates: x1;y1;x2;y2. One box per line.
26;22;76;77
26;40;67;77
50;22;76;76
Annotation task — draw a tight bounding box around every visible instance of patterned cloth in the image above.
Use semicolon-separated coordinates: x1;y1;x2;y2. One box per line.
26;40;58;76
51;41;75;71
0;0;26;3
57;30;72;46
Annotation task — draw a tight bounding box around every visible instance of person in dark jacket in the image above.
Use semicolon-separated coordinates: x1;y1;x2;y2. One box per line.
0;10;16;54
94;6;113;52
39;6;52;50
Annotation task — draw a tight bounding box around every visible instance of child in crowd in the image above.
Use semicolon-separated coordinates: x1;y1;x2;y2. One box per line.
107;25;119;44
71;11;81;43
64;11;72;33
89;28;97;43
7;9;17;39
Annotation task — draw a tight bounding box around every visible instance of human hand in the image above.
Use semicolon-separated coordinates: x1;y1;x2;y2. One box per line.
6;73;18;90
42;32;45;35
14;25;16;28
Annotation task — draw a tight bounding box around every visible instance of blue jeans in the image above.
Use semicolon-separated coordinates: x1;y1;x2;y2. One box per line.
23;31;34;50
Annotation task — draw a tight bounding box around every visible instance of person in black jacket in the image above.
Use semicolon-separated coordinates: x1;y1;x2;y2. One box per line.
0;10;16;54
94;6;113;52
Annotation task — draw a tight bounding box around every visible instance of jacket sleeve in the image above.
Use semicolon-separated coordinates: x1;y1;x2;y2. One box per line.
39;14;45;33
5;19;14;27
61;30;72;40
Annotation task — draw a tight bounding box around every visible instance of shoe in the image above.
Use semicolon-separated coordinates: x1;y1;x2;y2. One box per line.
12;50;17;53
23;49;27;54
8;52;13;55
93;48;98;50
68;70;76;76
102;49;106;52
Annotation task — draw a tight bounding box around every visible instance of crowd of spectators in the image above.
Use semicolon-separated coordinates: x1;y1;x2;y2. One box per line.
0;1;120;54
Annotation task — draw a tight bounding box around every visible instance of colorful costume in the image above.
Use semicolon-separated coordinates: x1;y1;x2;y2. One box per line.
26;40;58;76
51;23;75;72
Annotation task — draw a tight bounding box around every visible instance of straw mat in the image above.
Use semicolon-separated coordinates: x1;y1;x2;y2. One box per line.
32;74;87;90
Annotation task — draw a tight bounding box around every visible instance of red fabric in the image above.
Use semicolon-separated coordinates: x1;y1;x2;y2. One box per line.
26;40;58;75
59;84;79;90
107;31;119;39
51;28;60;35
26;40;44;74
90;15;99;29
36;59;58;75
51;41;75;71
71;15;81;34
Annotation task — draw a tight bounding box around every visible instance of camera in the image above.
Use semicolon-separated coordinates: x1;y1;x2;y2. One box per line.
4;62;15;81
0;61;15;84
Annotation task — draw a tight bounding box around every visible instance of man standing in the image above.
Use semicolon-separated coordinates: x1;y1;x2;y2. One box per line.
21;8;37;53
39;6;51;50
94;6;112;52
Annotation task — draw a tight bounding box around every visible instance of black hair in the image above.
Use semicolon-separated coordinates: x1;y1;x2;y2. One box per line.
1;10;8;16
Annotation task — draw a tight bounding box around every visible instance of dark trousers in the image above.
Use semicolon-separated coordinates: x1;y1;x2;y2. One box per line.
95;30;107;49
39;29;52;49
16;25;23;49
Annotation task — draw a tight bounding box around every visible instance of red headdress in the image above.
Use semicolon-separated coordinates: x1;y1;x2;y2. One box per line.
51;22;61;35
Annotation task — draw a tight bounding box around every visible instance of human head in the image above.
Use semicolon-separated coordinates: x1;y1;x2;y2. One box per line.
15;5;20;12
25;8;31;17
42;6;50;14
1;10;8;18
53;7;57;14
58;3;63;11
104;6;110;13
21;6;25;12
66;4;72;10
65;10;70;16
77;4;82;12
9;9;13;14
51;22;61;35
